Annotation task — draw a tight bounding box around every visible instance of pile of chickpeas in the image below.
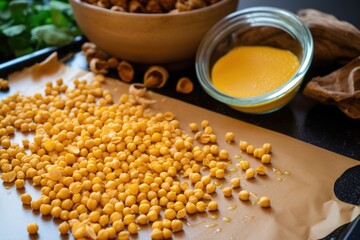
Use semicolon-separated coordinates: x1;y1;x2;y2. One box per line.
0;75;272;239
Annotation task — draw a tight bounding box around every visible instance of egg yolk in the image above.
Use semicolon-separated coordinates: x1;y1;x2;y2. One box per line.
211;46;300;98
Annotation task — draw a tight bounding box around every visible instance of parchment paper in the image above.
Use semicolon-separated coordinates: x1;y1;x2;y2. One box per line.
0;54;359;240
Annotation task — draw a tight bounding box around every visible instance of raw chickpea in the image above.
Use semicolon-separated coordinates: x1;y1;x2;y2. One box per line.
206;183;216;194
128;222;138;235
118;230;130;240
239;160;250;171
239;140;249;151
15;179;25;189
207;201;218;211
256;165;267;175
225;132;235;143
164;208;176;220
246;145;255;154
58;221;70;235
263;143;272;153
189;123;198;132
151;228;163;240
245;168;255;179
171;219;183;233
27;222;39;235
258;196;271;208
21;193;32;205
215;168;225;179
185;202;197;215
261;154;272;164
238;190;250;201
230;178;241;188
222;187;232;197
163;228;172;239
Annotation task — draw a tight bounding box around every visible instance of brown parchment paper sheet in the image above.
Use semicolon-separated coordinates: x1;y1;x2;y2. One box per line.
1;56;359;240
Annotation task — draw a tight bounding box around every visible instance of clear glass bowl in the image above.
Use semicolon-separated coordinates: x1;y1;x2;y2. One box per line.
195;6;314;114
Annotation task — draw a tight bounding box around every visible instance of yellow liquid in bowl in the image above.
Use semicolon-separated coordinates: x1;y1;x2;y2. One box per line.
212;46;300;98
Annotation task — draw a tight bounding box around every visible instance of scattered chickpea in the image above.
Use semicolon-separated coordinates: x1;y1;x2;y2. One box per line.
58;221;70;235
27;222;39;235
225;132;235;143
189;123;199;132
256;165;267;175
239;140;249;151
128;222;138;235
0;74;280;240
151;228;163;240
258;196;271;208
201;120;209;128
207;201;218;211
118;230;130;240
230;178;241;188
163;228;172;239
261;154;272;164
238;190;250;201
15;179;25;189
222;187;232;197
21;193;32;205
245;168;255;179
239;160;250;171
253;147;265;159
215;168;225;179
171;219;183;233
263;143;272;153
246;145;255;154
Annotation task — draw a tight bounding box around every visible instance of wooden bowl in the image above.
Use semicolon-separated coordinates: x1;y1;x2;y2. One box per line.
70;0;239;68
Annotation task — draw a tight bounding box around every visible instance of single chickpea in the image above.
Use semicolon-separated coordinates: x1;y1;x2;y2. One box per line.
238;190;250;201
171;219;183;233
206;183;216;194
261;154;272;164
258;196;271;208
58;221;70;235
225;132;235;143
256;165;267;175
262;143;272;153
246;145;255;154
21;193;32;205
239;140;249;151
162;228;172;239
207;201;218;211
151;228;163;240
201;120;209;128
15;179;25;189
27;222;39;235
215;169;225;179
128;222;138;235
118;230;130;240
239;160;250;171
222;187;232;197
230;178;241;188
245;168;255;179
189;123;198;132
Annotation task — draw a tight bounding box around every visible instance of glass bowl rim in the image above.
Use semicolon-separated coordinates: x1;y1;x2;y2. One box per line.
195;6;314;107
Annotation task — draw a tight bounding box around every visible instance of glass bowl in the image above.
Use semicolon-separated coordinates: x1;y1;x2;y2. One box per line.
195;6;314;114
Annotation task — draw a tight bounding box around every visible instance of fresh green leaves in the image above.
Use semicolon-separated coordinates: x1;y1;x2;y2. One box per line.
32;24;74;46
0;0;80;63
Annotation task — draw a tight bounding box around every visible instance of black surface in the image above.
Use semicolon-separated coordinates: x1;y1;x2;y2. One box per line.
335;165;360;206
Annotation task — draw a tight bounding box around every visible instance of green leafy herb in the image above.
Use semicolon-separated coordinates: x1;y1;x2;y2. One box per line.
0;0;80;63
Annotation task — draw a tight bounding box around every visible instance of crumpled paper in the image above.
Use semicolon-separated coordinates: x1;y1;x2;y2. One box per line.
299;9;360;119
303;56;360;119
